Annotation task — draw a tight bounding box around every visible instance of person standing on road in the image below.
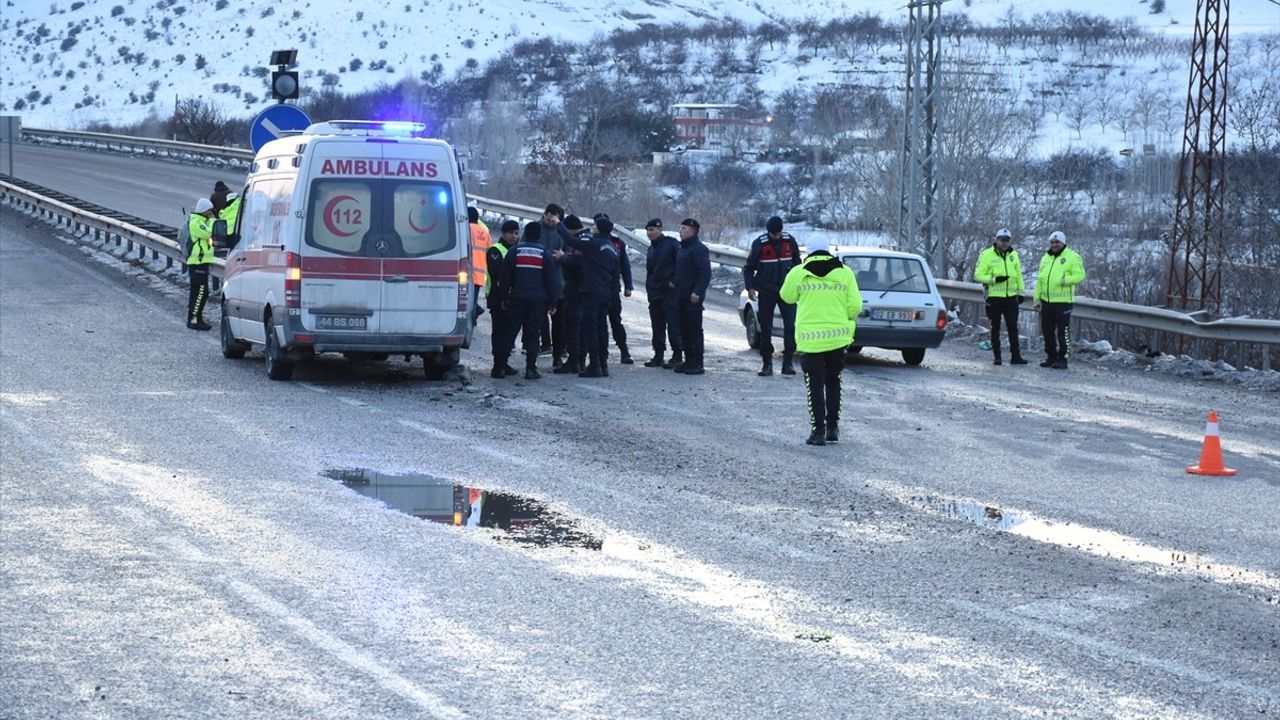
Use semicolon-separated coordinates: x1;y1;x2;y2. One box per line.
672;218;711;375
974;228;1027;366
642;218;682;368
540;203;567;365
551;215;589;375
1035;230;1086;370
561;215;621;378
744;215;802;376
468;207;492;327
504;221;562;380
184;197;218;331
594;212;635;365
485;220;521;379
780;249;862;446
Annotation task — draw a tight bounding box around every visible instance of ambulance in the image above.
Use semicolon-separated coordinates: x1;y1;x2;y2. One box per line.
218;120;474;380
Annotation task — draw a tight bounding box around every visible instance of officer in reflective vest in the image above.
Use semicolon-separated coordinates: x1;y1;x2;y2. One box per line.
469;207;492;326
186;197;217;331
486;220;520;379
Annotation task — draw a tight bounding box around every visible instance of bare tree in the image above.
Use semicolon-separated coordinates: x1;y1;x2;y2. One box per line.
169;97;229;145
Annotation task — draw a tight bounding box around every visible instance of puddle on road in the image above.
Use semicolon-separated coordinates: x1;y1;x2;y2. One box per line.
901;493;1280;601
324;468;603;551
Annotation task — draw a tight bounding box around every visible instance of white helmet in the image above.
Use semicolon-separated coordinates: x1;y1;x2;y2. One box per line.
194;197;214;214
1048;230;1066;244
995;228;1012;239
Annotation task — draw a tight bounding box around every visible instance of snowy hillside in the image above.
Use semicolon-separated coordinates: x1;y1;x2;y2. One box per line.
2;0;1276;129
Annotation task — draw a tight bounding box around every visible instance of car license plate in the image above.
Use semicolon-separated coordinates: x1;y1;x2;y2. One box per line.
871;309;915;322
315;315;367;331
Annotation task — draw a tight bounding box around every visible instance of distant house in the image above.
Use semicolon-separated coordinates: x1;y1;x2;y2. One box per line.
661;103;772;162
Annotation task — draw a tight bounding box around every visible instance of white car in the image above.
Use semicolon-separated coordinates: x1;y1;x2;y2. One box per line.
738;246;948;366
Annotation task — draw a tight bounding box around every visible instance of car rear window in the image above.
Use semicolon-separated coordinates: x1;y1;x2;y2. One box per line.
307;179;456;257
842;256;931;293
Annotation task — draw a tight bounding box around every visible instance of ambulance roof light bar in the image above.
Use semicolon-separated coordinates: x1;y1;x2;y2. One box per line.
304;120;427;137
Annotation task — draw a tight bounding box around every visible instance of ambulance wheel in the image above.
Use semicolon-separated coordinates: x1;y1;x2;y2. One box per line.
422;348;459;381
744;307;760;350
220;312;247;359
263;313;295;381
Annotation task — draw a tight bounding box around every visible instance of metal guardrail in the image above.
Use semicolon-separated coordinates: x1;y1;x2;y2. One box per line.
11;128;1280;369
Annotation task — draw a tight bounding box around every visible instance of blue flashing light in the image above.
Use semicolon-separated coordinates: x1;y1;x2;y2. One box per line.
437;190;450;206
380;121;425;135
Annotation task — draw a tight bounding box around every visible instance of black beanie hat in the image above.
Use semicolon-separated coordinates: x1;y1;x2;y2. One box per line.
596;217;615;235
564;215;584;231
467;207;480;223
500;220;520;233
524;221;542;240
213;181;231;193
766;216;783;233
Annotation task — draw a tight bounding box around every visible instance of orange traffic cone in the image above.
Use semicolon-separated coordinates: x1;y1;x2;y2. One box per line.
1186;411;1237;476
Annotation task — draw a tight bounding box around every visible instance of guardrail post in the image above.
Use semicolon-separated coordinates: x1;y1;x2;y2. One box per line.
1263;345;1271;372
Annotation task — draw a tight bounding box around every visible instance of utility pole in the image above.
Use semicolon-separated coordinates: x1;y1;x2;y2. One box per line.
1166;0;1229;314
897;0;945;276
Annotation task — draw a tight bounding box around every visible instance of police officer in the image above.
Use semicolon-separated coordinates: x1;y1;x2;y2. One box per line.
503;221;562;379
642;218;682;368
551;215;589;375
593;212;635;364
1035;230;1086;370
780;250;862;446
974;228;1027;365
744;215;802;376
672;218;711;375
561;216;620;378
185;197;218;330
485;220;521;379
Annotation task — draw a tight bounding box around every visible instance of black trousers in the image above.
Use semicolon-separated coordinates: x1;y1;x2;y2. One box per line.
516;299;547;366
560;296;582;362
800;349;844;432
1041;302;1073;361
757;291;796;357
608;294;627;347
187;264;210;323
489;304;517;363
648;294;683;355
678;297;704;364
985;296;1021;357
578;294;610;367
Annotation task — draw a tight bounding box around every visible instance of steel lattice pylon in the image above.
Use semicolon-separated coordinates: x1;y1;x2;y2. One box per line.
897;0;945;275
1167;0;1230;313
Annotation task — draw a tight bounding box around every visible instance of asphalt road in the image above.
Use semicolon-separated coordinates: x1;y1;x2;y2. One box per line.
2;161;1279;718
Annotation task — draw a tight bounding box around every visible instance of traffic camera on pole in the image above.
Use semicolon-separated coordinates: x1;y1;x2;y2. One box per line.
270;49;299;103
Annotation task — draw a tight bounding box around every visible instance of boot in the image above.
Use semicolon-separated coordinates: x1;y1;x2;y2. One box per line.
553;356;581;374
504;363;519;376
619;344;633;364
1052;358;1068;370
1040;355;1056;368
187;320;212;331
758;355;773;377
993;348;1003;366
1010;353;1028;365
781;353;795;375
678;362;704;375
806;429;827;446
578;363;603;378
491;361;506;379
525;365;541;380
663;352;683;370
643;353;664;368
552;355;564;369
601;357;610;377
825;425;839;443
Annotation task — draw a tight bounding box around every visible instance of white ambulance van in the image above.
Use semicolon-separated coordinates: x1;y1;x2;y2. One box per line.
219;120;473;380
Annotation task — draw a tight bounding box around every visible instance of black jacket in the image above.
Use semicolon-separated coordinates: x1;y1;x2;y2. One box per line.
743;232;801;295
645;234;678;300
563;231;620;299
505;238;563;302
674;235;711;299
556;228;590;296
608;235;634;294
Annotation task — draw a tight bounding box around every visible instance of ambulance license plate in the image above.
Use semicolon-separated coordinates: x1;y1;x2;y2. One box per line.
316;315;367;331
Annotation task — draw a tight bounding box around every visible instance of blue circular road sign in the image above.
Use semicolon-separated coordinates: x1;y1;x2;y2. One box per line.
249;105;312;153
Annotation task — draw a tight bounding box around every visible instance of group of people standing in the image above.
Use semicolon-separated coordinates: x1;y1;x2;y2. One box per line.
975;228;1086;369
480;205;711;380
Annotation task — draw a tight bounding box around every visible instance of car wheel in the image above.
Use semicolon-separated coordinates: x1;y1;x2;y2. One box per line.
263;312;295;381
220;310;247;359
901;348;926;366
744;307;760;350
